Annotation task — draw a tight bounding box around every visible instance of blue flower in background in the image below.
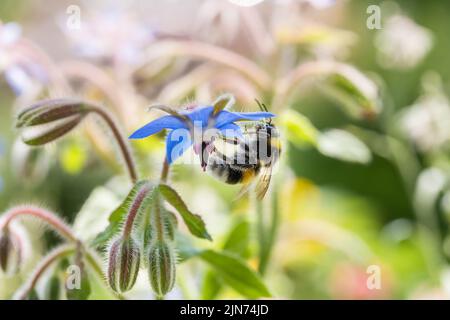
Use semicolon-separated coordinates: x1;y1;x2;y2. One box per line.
129;94;274;167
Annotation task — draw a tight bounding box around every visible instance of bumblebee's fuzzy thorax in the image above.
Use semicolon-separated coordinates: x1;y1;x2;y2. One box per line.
207;120;281;199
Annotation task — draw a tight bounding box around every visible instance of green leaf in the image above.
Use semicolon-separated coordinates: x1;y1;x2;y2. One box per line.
201;270;223;300
46;275;62;300
280;110;319;147
199;250;271;299
317;129;372;164
175;232;201;262
158;184;212;241
201;220;250;299
91;181;152;247
332;72;375;110
223;220;250;258
27;289;40;300
321;67;380;119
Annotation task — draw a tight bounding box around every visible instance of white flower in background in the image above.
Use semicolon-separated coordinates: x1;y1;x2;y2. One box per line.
0;21;45;96
227;0;265;7
195;0;336;56
401;93;450;152
306;0;336;9
194;0;275;55
375;15;433;70
272;0;350;59
0;22;31;94
0;21;20;47
195;0;242;44
275;0;336;10
62;11;155;65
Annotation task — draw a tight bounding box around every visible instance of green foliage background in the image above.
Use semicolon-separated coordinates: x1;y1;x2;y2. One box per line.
1;0;449;299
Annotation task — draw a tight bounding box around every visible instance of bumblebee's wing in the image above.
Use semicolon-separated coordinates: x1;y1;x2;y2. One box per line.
234;181;253;200
255;165;272;200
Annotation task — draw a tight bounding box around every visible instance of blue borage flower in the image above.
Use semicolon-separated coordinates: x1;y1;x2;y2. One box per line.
129;94;275;167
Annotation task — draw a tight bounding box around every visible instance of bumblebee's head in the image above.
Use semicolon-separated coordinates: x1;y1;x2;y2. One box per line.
255;121;278;138
267;123;279;138
254;98;278;136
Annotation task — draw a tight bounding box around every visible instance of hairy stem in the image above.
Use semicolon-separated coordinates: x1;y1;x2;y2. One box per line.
256;187;280;276
157;158;171;241
15;245;75;300
60;60;123;114
263;187;280;275
160;157;170;183
90;105;138;183
273;61;360;111
255;200;267;274
15;245;120;300
0;206;76;242
150;194;168;301
1;206;122;299
122;183;152;239
149;189;167;243
142;40;271;90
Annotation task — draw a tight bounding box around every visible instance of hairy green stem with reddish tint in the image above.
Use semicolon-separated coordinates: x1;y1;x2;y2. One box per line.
15;244;75;300
122;183;152;240
1;206;116;299
15;244;115;300
160;157;170;183
89;105;138;183
0;206;76;242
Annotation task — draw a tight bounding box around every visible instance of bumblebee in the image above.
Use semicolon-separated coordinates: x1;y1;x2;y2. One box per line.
207;101;281;200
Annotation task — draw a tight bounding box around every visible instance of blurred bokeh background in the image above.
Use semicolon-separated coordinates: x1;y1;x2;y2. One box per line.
1;0;450;299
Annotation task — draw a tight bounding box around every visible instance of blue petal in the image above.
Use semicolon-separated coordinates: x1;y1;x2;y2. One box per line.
215;111;275;128
129;115;186;139
218;122;243;138
182;106;214;127
166;128;193;164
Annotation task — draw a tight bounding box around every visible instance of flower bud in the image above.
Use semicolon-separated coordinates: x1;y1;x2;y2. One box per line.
0;229;22;275
16;99;88;146
16;99;88;128
164;211;178;241
148;240;176;298
107;237;140;293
